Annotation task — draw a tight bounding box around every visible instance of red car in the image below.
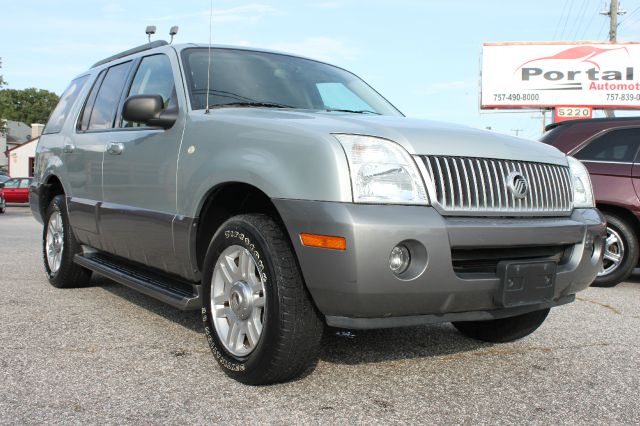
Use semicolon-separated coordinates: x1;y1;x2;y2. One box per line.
0;178;32;203
541;117;640;287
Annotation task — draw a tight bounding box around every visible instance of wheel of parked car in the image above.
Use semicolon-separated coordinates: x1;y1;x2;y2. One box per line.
43;195;92;288
452;308;550;343
201;213;323;385
593;213;639;288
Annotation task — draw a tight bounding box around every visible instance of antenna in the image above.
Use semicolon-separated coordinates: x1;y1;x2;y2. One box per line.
205;0;213;114
169;26;179;44
145;25;156;43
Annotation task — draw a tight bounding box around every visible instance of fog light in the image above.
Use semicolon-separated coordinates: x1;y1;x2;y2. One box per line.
389;245;411;274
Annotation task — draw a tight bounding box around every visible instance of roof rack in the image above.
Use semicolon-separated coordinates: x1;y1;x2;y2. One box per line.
544;115;640;132
91;40;168;68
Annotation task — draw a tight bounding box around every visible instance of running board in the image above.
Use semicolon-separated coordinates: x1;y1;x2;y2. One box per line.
74;253;201;310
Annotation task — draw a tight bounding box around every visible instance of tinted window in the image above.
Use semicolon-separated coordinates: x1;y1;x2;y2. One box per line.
87;61;131;130
181;48;401;115
18;179;30;189
123;54;176;128
78;70;106;131
575;128;640;163
43;75;89;134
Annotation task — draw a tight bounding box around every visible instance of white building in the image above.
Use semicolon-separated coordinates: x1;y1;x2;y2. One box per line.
1;120;34;169
7;137;38;177
4;123;44;177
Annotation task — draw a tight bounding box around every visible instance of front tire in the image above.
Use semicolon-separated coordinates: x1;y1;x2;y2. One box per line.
201;214;323;385
452;308;550;343
43;195;91;288
592;213;638;287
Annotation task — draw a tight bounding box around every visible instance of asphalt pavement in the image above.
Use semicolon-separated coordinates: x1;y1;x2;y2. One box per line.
1;206;638;425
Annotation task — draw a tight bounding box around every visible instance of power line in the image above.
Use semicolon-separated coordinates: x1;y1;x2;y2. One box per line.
553;0;572;39
619;5;640;28
559;0;576;39
580;0;600;39
572;0;592;39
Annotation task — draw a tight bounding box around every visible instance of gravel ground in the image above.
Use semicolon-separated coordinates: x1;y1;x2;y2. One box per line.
1;206;638;425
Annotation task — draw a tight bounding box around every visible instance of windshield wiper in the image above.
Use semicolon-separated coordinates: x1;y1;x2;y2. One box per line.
324;108;381;115
210;101;295;109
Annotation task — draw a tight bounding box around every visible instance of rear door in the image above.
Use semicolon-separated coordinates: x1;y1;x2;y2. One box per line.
573;128;640;208
16;178;31;203
68;61;133;247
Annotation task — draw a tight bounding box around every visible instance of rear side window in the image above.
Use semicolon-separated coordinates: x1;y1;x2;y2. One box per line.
82;61;132;131
43;75;89;134
575;128;640;163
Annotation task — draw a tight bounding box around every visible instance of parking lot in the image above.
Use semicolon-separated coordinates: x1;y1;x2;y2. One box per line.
0;206;638;424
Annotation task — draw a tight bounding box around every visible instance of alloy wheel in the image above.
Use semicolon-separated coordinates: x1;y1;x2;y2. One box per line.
599;226;625;277
210;245;266;357
45;210;64;274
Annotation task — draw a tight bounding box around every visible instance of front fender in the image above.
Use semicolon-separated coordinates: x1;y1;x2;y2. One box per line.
176;113;351;217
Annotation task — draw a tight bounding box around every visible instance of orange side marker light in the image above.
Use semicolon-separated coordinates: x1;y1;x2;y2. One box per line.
300;233;347;251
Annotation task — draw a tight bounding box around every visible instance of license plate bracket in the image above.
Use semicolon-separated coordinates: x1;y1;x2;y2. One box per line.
497;260;556;307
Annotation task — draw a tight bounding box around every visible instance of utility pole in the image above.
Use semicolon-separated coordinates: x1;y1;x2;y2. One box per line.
601;0;626;117
511;129;524;137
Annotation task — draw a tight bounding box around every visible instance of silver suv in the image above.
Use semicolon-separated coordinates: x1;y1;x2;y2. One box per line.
30;41;605;384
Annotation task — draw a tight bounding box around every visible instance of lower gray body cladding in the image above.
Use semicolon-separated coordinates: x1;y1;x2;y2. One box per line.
274;199;605;328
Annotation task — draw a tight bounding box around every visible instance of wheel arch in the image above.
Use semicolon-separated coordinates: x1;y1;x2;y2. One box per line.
596;203;640;233
194;182;286;272
37;174;66;221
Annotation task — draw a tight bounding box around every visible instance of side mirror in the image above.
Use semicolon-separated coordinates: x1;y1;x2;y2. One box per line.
0;183;4;189
122;95;177;129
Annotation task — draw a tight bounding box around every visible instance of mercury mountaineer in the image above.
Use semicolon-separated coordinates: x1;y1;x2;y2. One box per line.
30;41;605;384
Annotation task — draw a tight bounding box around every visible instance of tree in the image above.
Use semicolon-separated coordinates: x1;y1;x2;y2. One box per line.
0;58;6;134
0;57;5;89
0;87;59;126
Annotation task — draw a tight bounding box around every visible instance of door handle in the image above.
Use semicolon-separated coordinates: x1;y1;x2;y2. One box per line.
107;142;124;155
63;143;75;153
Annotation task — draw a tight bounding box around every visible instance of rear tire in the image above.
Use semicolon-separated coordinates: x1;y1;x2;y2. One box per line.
43;195;91;288
452;308;550;343
201;213;323;385
592;213;638;288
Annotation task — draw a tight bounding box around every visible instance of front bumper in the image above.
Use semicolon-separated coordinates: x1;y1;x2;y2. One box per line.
273;200;605;329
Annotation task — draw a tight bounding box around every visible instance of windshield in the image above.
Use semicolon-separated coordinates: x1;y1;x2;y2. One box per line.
181;48;402;116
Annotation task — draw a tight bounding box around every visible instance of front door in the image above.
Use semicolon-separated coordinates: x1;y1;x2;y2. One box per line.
101;52;187;276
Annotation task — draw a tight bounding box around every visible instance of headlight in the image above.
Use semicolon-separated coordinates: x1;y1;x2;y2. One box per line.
334;134;429;205
567;156;595;208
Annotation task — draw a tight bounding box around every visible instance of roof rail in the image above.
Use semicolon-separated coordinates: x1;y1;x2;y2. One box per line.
91;40;169;68
545;115;640;132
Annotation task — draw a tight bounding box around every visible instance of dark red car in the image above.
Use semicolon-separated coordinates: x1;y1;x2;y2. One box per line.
0;178;32;204
541;117;640;287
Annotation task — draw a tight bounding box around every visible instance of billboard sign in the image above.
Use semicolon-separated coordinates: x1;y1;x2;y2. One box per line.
481;42;640;109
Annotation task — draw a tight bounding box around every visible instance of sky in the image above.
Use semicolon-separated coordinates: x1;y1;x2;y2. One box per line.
1;0;640;140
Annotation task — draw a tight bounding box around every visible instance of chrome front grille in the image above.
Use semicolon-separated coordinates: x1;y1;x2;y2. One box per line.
418;155;573;216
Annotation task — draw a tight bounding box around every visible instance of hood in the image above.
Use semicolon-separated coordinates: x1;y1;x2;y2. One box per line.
210;109;568;166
